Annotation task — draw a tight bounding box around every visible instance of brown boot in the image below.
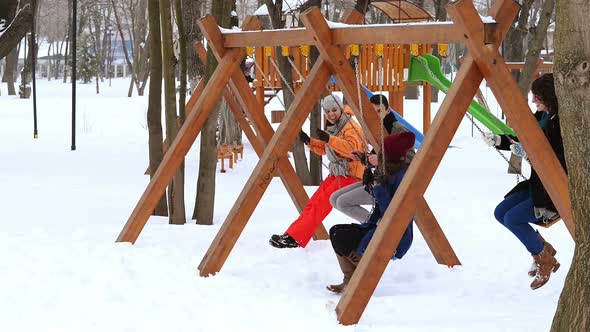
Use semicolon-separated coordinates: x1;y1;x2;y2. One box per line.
528;231;557;277
530;243;561;290
327;254;356;294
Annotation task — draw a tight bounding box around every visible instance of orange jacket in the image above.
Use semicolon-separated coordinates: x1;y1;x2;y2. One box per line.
309;108;365;179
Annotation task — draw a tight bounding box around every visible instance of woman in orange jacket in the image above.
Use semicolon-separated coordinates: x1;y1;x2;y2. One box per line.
269;94;365;248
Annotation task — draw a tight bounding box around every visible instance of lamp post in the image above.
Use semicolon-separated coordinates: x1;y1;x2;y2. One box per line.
71;0;77;151
107;24;114;87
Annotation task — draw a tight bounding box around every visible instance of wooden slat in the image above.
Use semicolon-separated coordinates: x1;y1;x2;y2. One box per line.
116;45;243;243
223;22;499;47
335;0;519;325
448;0;574;237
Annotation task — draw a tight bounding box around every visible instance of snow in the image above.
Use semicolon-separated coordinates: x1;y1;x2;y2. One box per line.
0;78;573;332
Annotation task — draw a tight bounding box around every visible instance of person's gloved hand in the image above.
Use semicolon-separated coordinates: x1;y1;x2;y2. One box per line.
315;129;330;143
534;207;560;222
351;151;368;166
299;130;310;145
482;132;501;147
362;167;374;186
510;143;527;159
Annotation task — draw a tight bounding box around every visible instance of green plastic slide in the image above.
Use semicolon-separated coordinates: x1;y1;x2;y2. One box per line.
408;54;515;136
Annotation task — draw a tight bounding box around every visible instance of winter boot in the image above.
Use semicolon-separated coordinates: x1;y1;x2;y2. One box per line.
530;243;561;290
269;234;300;248
326;254;356;294
528;231;557;277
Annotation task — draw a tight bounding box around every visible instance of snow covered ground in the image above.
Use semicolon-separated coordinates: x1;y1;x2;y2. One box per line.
0;78;573;332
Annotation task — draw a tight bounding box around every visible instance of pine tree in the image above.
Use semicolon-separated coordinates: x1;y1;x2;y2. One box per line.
77;35;97;84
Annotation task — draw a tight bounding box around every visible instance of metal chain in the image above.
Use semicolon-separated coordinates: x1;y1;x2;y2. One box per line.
251;55;287;110
353;56;371;155
413;56;527;181
377;56;386;175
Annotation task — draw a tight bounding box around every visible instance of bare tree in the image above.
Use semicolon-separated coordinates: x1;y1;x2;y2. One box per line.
193;0;234;225
146;0;168;216
518;0;555;95
0;0;35;60
160;0;186;225
216;2;242;147
265;0;314;184
550;1;590;330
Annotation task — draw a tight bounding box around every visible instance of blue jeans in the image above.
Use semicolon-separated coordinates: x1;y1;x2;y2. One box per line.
494;191;543;255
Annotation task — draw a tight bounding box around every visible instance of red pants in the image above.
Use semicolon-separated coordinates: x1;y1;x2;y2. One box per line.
285;175;358;247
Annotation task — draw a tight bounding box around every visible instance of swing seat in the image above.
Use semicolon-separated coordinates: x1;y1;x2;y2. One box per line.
533;216;561;228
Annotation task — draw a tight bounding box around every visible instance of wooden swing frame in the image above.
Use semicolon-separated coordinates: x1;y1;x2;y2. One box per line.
116;0;573;326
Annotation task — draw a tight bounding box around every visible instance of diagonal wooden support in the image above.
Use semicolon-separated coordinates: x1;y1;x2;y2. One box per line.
447;0;574;238
197;11;366;277
301;8;460;268
199;16;329;242
335;0;519;325
116;43;245;243
194;39;329;240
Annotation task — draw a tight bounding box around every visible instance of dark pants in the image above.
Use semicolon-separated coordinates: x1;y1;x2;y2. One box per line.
329;224;371;257
494;190;544;255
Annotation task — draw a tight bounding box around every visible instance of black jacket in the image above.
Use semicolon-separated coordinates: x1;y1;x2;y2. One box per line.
499;111;566;211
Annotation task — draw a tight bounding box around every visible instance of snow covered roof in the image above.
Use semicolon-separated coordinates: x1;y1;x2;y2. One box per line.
254;0;307;16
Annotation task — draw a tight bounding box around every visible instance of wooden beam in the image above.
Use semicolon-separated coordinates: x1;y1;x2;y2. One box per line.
116;45;243;243
447;0;574;237
200;16;329;241
198;60;332;276
301;7;459;266
335;0;519;325
223;22;499;47
198;10;362;275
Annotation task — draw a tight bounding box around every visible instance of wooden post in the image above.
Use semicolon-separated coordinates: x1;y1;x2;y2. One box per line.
335;0;519;325
447;0;574;237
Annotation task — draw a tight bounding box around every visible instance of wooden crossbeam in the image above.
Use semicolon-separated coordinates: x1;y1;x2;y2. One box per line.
301;8;460;268
335;0;519;325
447;0;574;237
197;11;365;277
116;47;244;243
223;22;499;47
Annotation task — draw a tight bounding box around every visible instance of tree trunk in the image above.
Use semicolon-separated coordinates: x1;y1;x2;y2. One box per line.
193;0;233;225
160;0;186;225
550;1;590;330
3;47;18;95
147;0;168;217
216;1;241;147
299;0;322;185
175;0;187;124
518;0;555;96
266;0;312;185
181;0;204;91
135;0;149;96
0;0;35;60
309;45;322;185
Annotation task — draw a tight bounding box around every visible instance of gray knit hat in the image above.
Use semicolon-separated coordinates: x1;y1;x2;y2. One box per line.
321;95;343;111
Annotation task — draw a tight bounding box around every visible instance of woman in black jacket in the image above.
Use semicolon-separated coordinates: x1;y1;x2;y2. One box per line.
483;74;566;290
